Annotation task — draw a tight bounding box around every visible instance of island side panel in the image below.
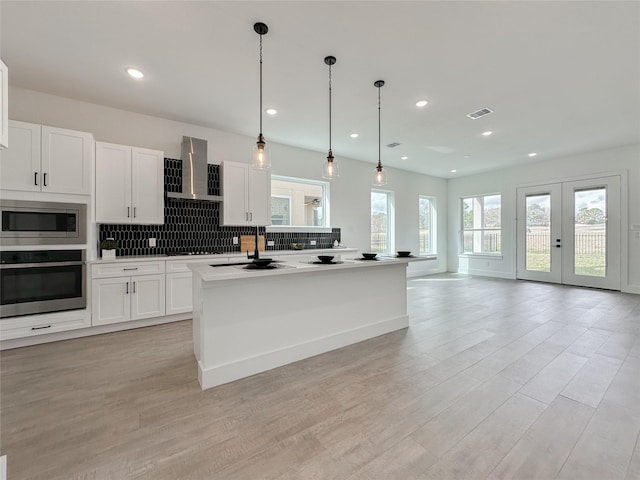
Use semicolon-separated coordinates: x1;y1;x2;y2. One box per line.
196;263;408;390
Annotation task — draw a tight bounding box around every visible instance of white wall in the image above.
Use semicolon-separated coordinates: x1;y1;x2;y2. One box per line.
8;86;448;275
447;143;640;294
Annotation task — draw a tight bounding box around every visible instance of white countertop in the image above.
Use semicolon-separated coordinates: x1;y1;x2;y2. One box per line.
189;255;431;282
90;247;358;264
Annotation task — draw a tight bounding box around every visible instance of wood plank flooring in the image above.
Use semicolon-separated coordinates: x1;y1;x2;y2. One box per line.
1;274;639;479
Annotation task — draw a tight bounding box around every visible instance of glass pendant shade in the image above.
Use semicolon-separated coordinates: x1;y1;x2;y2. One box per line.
323;151;339;179
373;165;387;186
252;134;271;170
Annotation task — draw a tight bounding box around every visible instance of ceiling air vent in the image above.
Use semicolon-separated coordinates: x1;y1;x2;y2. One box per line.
466;107;494;119
386;142;401;148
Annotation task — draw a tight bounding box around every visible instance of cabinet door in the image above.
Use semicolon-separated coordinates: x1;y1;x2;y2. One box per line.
0;121;41;192
166;272;193;315
222;161;249;225
0;59;7;150
131;274;165;320
41;126;93;194
92;277;131;326
95;142;132;223
249;167;271;226
131;147;164;224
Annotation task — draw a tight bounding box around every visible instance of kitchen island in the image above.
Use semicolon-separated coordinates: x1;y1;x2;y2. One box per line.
190;255;428;390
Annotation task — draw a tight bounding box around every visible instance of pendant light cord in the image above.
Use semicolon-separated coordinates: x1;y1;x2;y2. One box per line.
329;62;332;151
259;34;263;136
377;84;382;170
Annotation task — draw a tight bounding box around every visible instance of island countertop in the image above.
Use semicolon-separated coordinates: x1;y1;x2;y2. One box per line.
188;255;431;282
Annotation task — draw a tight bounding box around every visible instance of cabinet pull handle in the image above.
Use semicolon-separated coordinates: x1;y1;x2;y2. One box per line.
126;282;129;294
31;325;52;331
34;172;38;186
127;207;130;218
123;267;138;271
43;173;47;186
133;281;136;294
250;212;253;221
134;207;136;218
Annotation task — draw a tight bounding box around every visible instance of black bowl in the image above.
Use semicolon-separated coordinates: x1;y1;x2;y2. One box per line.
252;258;273;267
317;255;335;263
362;253;378;260
397;251;411;257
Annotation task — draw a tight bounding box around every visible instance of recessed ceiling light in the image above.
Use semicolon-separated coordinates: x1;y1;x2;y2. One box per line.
482;131;493;136
350;133;359;138
265;108;277;115
528;152;537;157
464;155;472;158
400;156;408;160
415;100;428;107
125;67;144;79
451;169;457;173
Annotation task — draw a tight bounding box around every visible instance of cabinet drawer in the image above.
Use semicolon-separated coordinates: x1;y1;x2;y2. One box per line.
92;261;165;278
1;309;91;340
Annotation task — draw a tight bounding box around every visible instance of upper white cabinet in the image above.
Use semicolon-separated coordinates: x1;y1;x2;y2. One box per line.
0;59;7;150
95;141;164;224
0;120;93;194
221;160;271;226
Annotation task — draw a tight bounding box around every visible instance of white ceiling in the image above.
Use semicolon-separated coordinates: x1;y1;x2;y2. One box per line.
2;1;639;179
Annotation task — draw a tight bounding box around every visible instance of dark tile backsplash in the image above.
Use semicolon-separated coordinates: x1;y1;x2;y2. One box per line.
98;159;341;257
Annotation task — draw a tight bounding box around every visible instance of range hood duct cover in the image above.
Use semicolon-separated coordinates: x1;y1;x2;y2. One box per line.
166;136;223;202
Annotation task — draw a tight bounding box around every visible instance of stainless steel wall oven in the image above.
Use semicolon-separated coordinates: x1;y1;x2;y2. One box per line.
1;200;87;245
0;250;87;318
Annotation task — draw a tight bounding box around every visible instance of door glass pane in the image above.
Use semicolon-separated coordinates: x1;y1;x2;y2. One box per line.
526;194;551;272
371;191;389;254
574;187;606;277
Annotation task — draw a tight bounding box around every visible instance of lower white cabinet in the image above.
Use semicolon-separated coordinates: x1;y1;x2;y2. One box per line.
0;309;90;341
91;260;166;326
166;272;193;315
92;274;165;326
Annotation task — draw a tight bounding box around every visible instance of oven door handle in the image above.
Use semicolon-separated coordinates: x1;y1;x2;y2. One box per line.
0;261;86;269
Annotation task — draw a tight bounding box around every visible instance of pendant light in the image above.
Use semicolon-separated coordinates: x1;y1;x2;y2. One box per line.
323;56;338;179
252;22;270;170
373;80;387;186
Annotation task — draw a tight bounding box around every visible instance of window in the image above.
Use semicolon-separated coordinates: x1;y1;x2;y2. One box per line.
371;190;394;255
271;176;329;228
462;194;501;254
419;196;437;255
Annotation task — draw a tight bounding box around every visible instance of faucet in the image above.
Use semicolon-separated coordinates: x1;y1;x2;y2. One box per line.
247;226;260;260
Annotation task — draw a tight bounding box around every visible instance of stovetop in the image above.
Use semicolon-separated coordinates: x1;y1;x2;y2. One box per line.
167;251;224;256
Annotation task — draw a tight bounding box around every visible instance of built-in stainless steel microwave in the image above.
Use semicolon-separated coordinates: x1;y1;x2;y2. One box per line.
0;200;87;245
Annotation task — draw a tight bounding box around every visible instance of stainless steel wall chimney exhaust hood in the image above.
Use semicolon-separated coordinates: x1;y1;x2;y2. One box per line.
166;137;223;202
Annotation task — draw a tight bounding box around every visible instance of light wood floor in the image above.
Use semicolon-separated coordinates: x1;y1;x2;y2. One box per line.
1;274;639;480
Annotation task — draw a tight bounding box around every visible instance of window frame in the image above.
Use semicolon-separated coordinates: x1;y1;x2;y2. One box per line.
460;194;502;255
267;175;331;233
371;189;395;256
419;195;437;255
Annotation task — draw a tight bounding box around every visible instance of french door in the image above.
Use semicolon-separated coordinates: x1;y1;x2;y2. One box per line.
516;176;621;290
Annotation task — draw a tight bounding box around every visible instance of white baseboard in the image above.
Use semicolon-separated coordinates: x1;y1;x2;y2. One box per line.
199;315;409;390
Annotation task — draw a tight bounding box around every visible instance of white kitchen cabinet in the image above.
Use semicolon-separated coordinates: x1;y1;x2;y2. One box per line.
92;260;165;326
221;160;271;226
95;141;164;224
0;59;8;150
0;120;93;194
166;272;193;315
